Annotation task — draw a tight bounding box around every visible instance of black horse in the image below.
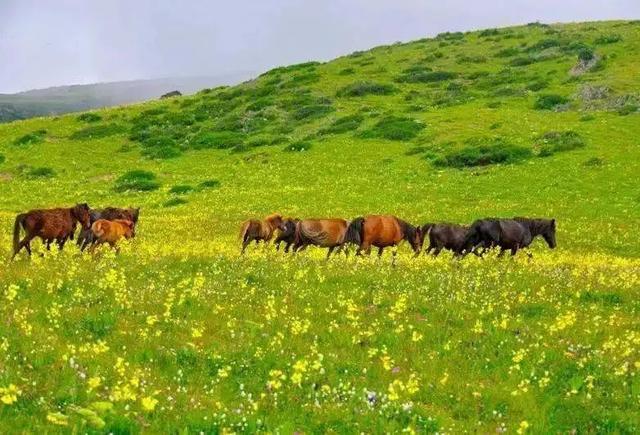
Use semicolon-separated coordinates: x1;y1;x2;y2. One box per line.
275;218;299;253
462;217;556;257
421;223;469;256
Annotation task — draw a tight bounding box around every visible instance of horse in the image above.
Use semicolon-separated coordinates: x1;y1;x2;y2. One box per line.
346;215;422;261
77;207;140;251
275;218;299;253
421;223;470;257
239;213;283;254
292;219;350;259
12;203;91;259
89;219;135;253
462;217;556;257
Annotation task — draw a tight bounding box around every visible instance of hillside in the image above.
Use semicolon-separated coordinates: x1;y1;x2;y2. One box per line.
0;73;254;123
0;20;639;433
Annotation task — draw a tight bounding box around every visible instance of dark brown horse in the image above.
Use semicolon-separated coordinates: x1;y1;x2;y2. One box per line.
77;207;140;251
346;215;422;260
421;223;469;256
292;218;350;259
12;203;91;258
462;217;556;256
275;218;299;253
239;213;283;254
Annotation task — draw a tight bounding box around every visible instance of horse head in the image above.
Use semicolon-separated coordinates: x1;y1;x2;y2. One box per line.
73;203;92;230
542;219;557;249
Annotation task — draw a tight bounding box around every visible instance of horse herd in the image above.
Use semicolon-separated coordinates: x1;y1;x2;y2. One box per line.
11;203;139;259
241;214;557;259
9;204;557;261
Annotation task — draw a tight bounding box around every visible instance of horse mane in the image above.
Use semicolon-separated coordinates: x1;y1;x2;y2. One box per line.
513;217;553;236
396;218;418;243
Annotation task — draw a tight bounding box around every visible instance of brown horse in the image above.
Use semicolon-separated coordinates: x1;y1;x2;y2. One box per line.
346;215;422;260
89;219;135;253
77;207;140;251
12;203;91;259
275;218;299;253
292;218;350;259
239;213;283;254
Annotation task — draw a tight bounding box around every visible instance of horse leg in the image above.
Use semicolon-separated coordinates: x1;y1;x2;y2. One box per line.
14;233;36;258
511;244;519;256
498;247;507;257
58;237;67;251
391;249;398;267
326;246;336;260
241;237;252;255
377;247;384;258
284;242;292;253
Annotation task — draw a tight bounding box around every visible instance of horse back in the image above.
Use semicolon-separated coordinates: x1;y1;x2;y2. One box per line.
23;208;75;239
363;215;403;246
298;219;348;246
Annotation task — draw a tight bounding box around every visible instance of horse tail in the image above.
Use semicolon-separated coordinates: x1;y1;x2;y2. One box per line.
345;217;364;246
12;213;26;254
462;222;480;251
239;221;251;243
421;223;435;237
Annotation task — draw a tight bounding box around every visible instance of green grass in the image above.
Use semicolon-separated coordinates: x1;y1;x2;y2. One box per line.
0;20;639;433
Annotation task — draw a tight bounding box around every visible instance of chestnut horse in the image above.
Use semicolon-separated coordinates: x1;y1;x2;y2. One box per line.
346;215;422;260
239;213;283;254
275;218;299;253
12;203;91;259
77;207;140;251
89;219;135;253
292;218;350;259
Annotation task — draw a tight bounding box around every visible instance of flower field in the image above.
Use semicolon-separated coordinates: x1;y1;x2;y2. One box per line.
1;20;640;433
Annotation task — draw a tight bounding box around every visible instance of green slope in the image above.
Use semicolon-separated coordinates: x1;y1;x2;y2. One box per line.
0;20;639;432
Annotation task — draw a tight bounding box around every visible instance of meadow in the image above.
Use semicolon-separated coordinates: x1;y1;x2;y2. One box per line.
0;20;639;433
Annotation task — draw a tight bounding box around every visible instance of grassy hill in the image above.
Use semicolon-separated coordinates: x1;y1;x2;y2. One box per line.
0;74;254;123
0;20;639;432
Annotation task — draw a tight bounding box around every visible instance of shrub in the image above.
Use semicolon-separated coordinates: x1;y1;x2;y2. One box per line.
338;68;355;75
336;82;396;97
361;116;424;141
0;154;4;164
617;104;638;116
396;70;457;83
163;197;188;207
495;47;520;57
594;34;622;45
526;38;562;52
479;28;500;37
13;129;47;146
319;114;364;135
433;138;532;168
580;114;596;122
283;141;312;152
114;170;160;192
143;145;183;159
437;31;464;40
291;104;335;121
536;131;586;157
534;94;569;110
577;47;595;62
188;131;244;150
77;113;102;123
169;184;194;194
26;167;56;178
526;80;549;91
70;123;126;140
199;179;221;189
509;56;535;66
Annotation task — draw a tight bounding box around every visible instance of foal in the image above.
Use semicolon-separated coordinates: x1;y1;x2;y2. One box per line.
239;213;283;254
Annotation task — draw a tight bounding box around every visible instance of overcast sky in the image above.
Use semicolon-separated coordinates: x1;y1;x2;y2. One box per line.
1;0;638;93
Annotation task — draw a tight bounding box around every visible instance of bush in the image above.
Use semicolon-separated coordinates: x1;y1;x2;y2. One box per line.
77;113;102;123
397;70;457;83
336;82;396;97
319;114;364;135
509;56;536;66
534;94;569;110
283;141;312;152
199;179;221;189
526;80;549;91
13;129;47;146
169;184;194;194
360;116;424;141
577;47;595;62
536;131;586;157
163;197;188;207
479;28;500;37
70;123;126;140
617;104;638;116
26;167;55;178
433;138;532;168
114;170;160;192
338;68;355;75
0;154;4;164
188;131;244;150
291;104;335;121
594;34;622;45
495;47;520;57
142;145;183;159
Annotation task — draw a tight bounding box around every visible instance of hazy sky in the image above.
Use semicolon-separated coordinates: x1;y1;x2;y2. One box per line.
1;0;638;93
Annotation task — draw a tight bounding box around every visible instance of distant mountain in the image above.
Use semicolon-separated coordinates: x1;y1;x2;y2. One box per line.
0;73;255;123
